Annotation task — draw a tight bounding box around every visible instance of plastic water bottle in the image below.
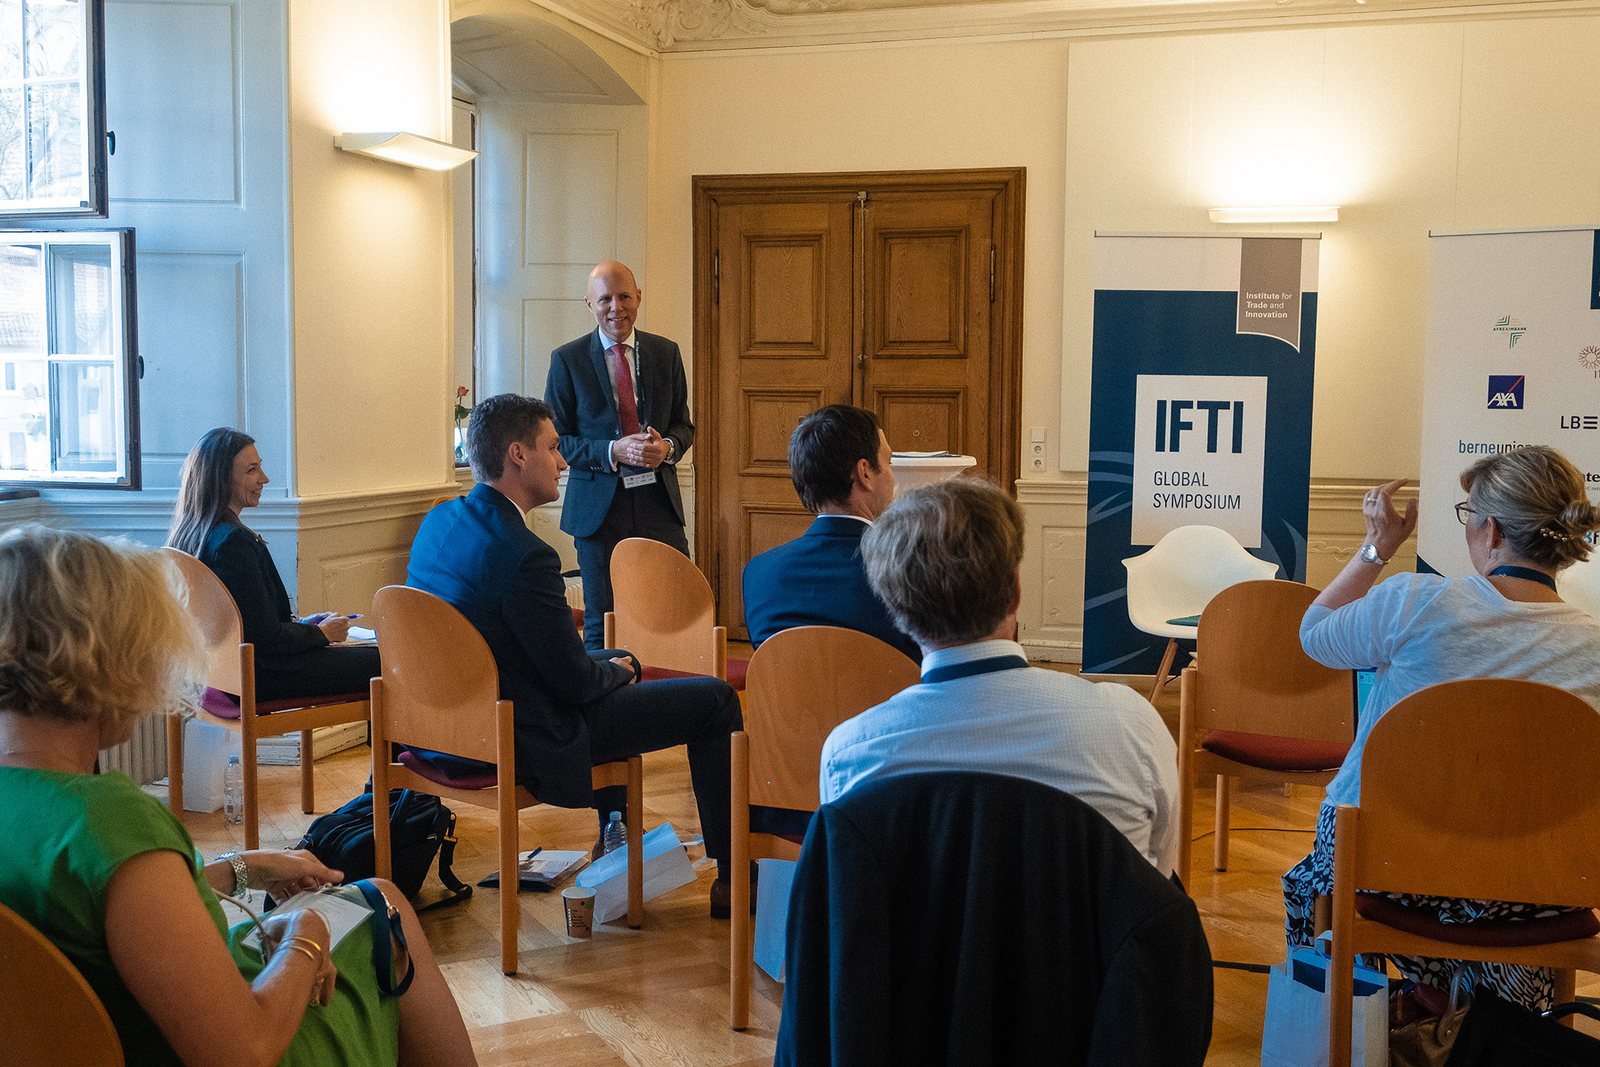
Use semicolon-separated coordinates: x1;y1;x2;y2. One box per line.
223;754;243;825
602;810;626;855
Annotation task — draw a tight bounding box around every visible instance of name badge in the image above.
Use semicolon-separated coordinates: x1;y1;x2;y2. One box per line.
622;470;658;489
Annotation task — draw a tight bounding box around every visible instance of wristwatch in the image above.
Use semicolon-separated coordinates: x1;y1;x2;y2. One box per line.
1357;543;1390;566
216;851;248;895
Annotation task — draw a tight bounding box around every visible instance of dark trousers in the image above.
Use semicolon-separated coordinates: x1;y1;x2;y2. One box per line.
575;477;689;650
583;672;742;867
256;644;382;703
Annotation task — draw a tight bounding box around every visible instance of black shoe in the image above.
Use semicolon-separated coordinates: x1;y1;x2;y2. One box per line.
708;878;759;919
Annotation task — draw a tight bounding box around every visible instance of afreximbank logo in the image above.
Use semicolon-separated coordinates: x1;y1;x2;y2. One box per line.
1492;315;1528;348
1487;375;1524;409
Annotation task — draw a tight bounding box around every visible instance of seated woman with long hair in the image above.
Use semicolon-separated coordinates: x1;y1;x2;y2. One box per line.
168;427;378;702
0;525;477;1067
1286;444;1600;1011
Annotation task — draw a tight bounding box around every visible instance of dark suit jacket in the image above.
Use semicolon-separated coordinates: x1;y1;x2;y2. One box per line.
741;515;922;663
776;772;1215;1067
405;484;634;806
545;328;694;539
200;522;329;659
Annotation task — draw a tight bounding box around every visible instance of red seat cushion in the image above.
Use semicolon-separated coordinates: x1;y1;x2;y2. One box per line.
639;659;749;691
1354;893;1600;947
397;749;496;790
1200;729;1350;773
571;606;584;632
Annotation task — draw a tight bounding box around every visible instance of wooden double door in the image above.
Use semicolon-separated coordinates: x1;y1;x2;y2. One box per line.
692;169;1024;638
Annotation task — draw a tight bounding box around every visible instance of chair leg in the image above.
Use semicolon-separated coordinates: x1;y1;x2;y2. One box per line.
499;787;519;976
1213;775;1232;872
166;713;185;816
730;731;751;1031
625;756;643;930
299;729;315;814
241;733;259;851
1555;969;1578;1026
1147;638;1179;704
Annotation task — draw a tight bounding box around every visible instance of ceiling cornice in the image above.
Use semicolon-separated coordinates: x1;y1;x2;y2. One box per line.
523;0;1600;54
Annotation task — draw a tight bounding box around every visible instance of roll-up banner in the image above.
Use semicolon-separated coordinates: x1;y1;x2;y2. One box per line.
1419;227;1600;577
1081;235;1318;675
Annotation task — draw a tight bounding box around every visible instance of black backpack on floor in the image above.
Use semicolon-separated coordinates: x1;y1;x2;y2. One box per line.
296;788;472;909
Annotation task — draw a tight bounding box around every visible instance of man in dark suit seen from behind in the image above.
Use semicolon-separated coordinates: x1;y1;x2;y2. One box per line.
406;394;744;915
742;404;921;664
545;261;693;650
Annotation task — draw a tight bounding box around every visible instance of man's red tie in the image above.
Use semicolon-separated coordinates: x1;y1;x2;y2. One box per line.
610;343;640;436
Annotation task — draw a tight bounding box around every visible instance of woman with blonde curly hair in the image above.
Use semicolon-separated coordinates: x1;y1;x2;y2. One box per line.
0;525;476;1067
1284;445;1600;1012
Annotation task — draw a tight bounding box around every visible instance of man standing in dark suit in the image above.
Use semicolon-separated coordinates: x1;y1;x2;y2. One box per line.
407;394;744;914
742;404;921;664
545;261;693;650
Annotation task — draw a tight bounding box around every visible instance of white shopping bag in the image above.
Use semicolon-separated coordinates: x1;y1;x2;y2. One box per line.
574;823;696;924
753;858;798;982
1261;939;1389;1067
182;718;241;813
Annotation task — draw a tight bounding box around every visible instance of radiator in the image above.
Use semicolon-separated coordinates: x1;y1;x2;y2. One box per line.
99;714;167;785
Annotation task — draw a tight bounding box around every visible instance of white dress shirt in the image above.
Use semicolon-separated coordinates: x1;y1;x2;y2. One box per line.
818;639;1180;874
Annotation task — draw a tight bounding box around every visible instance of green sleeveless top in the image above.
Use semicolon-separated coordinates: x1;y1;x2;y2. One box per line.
0;767;399;1067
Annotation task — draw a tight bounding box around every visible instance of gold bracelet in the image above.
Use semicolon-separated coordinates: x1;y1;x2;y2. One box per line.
280;935;326;960
278;943;319;968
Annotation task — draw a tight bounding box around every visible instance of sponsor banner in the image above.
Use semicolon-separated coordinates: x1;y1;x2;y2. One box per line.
1420;228;1600;577
1083;236;1317;675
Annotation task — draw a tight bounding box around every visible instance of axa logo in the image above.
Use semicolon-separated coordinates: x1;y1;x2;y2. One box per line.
1487;375;1524;410
1492;315;1528;348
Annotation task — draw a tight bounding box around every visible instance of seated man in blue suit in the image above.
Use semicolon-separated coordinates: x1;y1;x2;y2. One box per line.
407;394;745;915
742;404;921;664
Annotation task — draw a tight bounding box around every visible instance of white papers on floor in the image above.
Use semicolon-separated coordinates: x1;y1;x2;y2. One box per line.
242;886;373;954
575;822;696;924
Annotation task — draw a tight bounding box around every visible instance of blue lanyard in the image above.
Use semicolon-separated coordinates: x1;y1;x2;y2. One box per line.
919;655;1030;684
1489;565;1558;592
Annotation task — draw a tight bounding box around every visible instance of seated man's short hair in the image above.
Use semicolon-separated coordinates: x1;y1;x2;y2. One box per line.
467;394;555;481
789;405;885;513
861;478;1024;647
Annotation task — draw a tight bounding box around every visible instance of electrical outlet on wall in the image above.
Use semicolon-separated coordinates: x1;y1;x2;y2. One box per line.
1030;426;1046;471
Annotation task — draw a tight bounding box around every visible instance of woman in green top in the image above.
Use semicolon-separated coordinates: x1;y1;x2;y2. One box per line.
0;525;477;1067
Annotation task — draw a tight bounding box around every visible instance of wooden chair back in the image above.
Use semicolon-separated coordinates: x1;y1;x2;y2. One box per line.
161;547;246;695
1350;677;1600;908
371;585;502;763
745;625;922;815
608;537;721;675
1192;579;1353;742
0;902;125;1066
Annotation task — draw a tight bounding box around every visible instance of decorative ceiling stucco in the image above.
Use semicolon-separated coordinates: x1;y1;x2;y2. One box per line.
534;0;1592;52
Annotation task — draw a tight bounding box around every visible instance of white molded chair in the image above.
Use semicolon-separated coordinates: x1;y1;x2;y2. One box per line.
1122;525;1278;702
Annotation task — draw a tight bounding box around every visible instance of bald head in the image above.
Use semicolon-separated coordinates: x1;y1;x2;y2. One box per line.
587;261;642;343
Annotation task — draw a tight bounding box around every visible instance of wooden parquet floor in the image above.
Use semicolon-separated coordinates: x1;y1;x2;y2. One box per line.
177;660;1600;1065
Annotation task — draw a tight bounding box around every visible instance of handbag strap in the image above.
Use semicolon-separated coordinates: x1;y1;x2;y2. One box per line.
353;879;415;997
416;809;473;913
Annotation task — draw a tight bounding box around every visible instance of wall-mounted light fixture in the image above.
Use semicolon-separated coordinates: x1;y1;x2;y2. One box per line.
335;132;477;171
1209;206;1339;224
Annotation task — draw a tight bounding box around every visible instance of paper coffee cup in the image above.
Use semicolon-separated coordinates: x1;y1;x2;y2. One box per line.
562;885;596;938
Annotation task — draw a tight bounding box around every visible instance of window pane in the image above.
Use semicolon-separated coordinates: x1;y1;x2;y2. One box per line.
26;78;80;200
0;356;46;470
49;243;107;353
0;2;21;81
23;0;79;79
51;358;113;470
0;242;43;353
0;86;22;201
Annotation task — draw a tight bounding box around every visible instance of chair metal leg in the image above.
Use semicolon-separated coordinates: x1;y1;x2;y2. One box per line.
300;729;315;814
1147;638;1179;704
1214;775;1232;871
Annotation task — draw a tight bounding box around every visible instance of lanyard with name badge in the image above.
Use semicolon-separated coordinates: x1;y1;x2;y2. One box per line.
918;655;1030;684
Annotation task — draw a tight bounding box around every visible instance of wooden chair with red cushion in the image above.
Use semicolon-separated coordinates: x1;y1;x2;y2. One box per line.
1176;578;1354;889
161;548;369;851
1328;678;1600;1066
604;537;748;691
729;625;921;1030
369;585;642;976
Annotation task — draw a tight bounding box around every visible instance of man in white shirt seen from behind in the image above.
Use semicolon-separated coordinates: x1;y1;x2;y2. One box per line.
819;477;1180;875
